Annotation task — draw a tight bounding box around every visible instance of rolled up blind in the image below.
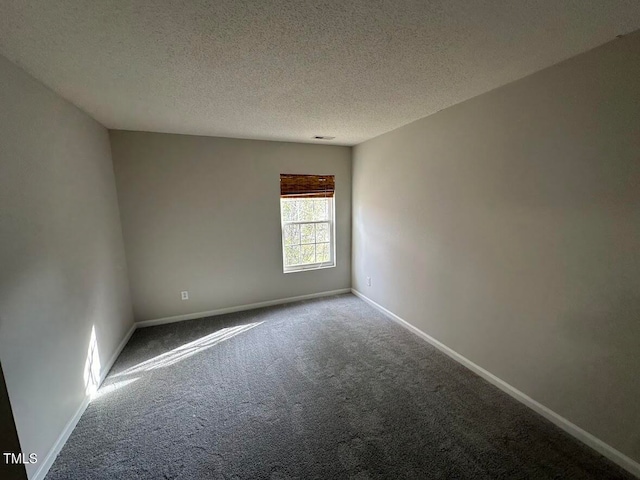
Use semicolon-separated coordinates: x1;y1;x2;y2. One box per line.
280;174;335;198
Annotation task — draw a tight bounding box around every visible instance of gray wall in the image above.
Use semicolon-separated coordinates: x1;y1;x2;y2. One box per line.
0;55;133;479
110;131;351;322
352;33;640;462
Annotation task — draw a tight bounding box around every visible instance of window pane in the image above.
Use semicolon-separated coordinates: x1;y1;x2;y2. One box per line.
284;245;300;266
281;193;334;271
298;199;315;222
300;223;315;244
316;222;329;242
313;199;329;221
316;243;330;263
301;244;315;264
281;200;297;222
283;224;300;246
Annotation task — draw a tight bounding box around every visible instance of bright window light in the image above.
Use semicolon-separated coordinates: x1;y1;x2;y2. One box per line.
111;322;263;378
84;326;101;396
280;197;335;273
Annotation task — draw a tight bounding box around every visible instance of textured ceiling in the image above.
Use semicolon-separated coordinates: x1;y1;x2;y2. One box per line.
1;1;639;145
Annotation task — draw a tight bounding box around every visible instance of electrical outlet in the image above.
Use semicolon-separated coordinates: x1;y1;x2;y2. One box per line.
367;277;371;286
181;291;189;300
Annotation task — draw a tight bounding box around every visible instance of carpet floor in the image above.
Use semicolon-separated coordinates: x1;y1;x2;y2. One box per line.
46;294;633;479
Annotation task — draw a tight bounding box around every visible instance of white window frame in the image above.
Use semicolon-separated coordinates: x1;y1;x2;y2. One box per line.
280;196;336;273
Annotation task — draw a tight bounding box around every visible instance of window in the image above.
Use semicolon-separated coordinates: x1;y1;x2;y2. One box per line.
280;174;335;273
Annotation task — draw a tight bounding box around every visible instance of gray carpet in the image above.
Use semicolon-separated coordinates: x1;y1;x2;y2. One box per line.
46;294;633;479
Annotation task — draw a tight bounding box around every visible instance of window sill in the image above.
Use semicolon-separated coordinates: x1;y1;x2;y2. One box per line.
283;263;336;274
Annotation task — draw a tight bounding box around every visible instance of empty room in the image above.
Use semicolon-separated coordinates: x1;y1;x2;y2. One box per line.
1;1;639;479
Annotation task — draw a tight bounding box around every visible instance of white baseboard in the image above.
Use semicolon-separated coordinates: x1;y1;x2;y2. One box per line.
351;288;640;479
100;323;137;385
31;322;136;480
30;396;90;480
136;288;352;328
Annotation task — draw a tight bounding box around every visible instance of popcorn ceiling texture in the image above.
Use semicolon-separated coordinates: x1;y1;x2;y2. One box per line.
1;0;639;145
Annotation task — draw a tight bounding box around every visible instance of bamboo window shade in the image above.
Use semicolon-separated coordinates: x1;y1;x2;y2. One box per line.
280;174;335;198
